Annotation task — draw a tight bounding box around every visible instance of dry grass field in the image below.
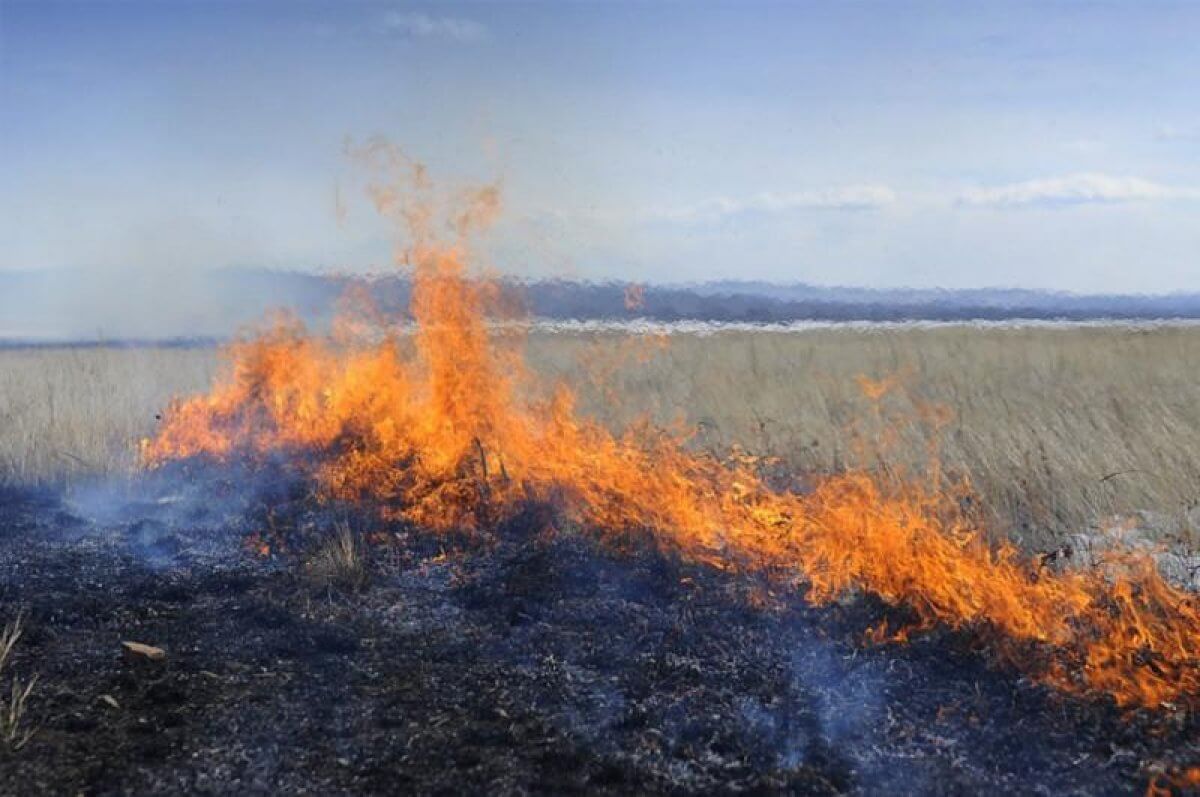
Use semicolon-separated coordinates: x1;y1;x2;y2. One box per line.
0;346;217;484
3;325;1199;550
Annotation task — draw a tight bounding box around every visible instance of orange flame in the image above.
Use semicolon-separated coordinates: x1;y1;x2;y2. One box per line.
1147;767;1200;796
143;152;1200;711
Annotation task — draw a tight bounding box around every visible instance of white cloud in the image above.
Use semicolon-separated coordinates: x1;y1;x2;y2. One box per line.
652;185;896;222
957;173;1200;208
380;11;486;42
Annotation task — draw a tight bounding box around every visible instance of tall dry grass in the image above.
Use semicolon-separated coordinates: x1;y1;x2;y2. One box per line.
0;346;216;484
2;326;1198;549
532;326;1200;549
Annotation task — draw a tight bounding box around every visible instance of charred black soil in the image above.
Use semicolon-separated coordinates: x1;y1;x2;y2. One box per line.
0;481;1196;795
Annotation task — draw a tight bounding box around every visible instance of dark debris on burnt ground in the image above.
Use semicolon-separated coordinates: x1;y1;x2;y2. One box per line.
0;479;1197;796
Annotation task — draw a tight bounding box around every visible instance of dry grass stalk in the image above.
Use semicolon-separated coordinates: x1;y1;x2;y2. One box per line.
0;613;37;751
308;522;370;592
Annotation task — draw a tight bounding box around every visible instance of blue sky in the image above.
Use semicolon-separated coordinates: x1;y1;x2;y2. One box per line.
3;0;1199;292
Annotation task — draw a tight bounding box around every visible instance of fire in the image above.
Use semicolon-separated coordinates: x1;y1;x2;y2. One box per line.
1147;767;1200;796
142;150;1200;711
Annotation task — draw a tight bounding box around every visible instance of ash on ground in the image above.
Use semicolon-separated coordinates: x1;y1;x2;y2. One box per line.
0;476;1196;795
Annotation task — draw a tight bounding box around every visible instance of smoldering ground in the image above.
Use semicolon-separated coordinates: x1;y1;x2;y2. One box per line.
0;468;1197;794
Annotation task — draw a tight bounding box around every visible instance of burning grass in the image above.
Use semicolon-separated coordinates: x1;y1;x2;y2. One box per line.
4;148;1200;719
139;288;1200;709
128;148;1200;715
3;327;1199;551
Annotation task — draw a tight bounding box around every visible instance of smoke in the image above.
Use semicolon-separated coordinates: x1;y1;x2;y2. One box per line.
0;266;345;342
64;459;308;571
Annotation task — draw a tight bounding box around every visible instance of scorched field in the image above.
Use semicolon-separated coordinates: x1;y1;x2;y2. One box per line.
2;150;1200;796
1;312;1200;794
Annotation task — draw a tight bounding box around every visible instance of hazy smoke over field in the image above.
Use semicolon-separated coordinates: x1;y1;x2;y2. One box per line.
0;266;342;342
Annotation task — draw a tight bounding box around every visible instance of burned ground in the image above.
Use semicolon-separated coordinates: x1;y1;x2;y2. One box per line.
0;480;1196;795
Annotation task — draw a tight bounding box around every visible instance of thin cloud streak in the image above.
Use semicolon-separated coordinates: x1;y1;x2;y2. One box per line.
957;173;1200;208
652;185;896;223
380;11;486;42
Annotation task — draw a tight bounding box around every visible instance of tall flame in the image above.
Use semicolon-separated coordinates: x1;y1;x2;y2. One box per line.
143;153;1200;711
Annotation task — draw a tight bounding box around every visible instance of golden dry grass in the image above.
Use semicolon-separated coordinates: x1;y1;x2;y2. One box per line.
3;325;1198;549
306;521;371;593
0;346;216;484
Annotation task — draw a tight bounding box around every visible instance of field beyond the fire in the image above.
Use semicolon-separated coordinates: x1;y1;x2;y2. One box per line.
3;324;1199;549
1;325;1200;793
